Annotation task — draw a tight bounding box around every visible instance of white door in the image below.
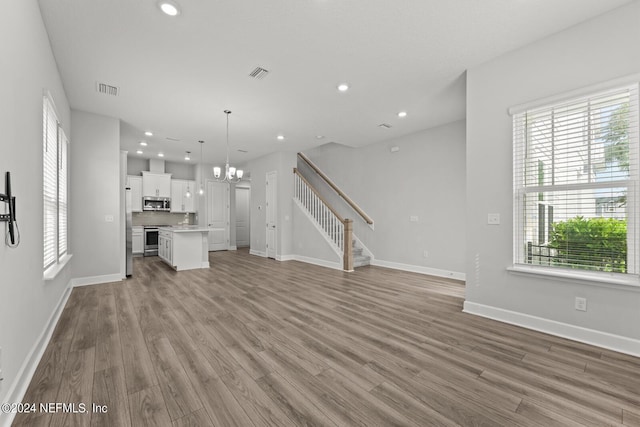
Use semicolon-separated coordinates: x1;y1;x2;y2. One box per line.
207;180;229;251
266;171;277;259
236;187;250;248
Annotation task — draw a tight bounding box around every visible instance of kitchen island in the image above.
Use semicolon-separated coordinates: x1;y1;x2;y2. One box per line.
158;226;210;271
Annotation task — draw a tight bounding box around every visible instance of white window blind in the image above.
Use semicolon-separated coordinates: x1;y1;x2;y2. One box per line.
43;94;68;271
513;84;639;275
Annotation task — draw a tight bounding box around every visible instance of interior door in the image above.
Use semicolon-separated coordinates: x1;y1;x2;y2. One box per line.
266;171;277;259
235;187;250;248
207;180;229;251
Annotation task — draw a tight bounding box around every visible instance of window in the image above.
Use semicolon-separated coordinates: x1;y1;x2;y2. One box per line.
43;93;68;272
513;84;639;277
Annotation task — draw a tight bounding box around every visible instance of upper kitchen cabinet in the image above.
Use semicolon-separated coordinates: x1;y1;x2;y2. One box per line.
126;175;143;212
142;171;171;198
171;179;196;213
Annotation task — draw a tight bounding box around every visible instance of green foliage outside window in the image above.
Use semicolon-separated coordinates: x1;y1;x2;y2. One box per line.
547;216;627;273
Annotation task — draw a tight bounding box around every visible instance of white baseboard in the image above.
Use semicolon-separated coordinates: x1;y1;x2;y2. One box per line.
0;285;72;427
250;249;267;258
290;255;343;271
69;273;123;288
463;301;640;357
229;245;237;251
277;254;295;261
371;259;465;281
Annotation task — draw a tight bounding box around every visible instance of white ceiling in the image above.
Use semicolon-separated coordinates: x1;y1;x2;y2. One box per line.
38;0;633;167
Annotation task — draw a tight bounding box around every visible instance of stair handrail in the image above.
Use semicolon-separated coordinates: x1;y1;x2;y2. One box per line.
294;168;344;223
297;152;374;225
294;168;354;271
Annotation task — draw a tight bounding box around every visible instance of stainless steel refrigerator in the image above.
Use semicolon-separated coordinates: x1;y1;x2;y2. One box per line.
125;187;133;277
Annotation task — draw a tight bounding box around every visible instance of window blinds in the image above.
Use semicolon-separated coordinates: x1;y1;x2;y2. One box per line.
43;94;68;270
513;85;639;274
43;96;58;270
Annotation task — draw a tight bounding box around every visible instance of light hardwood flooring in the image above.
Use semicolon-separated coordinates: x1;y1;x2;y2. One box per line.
14;249;640;426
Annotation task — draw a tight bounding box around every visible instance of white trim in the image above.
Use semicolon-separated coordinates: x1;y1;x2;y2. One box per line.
43;254;72;281
463;301;640;357
371;259;466;281
200;261;210;268
70;273;123;288
508;264;640;290
277;254;295;261
229;245;237;251
0;285;72;427
508;73;640;115
289;255;343;271
250;249;267;257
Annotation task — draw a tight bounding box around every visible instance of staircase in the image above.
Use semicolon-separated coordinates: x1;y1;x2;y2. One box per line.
353;240;370;268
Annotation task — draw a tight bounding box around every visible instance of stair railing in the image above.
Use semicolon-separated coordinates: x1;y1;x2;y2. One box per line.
297;152;374;227
294;168;353;271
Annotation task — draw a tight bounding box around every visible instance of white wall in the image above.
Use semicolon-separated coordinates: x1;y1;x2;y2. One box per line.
0;0;72;416
465;1;640;353
70;110;122;280
304;120;466;277
247;151;297;258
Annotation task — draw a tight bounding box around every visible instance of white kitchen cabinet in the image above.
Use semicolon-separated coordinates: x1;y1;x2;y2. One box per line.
158;229;173;265
170;179;196;213
158;226;209;271
126;175;143;212
132;226;144;254
142;172;171;198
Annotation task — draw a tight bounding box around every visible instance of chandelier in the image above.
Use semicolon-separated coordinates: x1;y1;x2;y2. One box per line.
213;110;243;183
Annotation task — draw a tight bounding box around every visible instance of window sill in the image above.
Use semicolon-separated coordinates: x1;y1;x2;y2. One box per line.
43;254;73;281
507;264;640;290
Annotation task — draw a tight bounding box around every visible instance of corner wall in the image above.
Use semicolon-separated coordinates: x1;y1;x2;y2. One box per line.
0;0;72;418
304;120;466;277
70;110;122;282
465;1;640;353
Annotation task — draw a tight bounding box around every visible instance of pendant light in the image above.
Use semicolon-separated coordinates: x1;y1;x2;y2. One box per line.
198;140;205;195
213;110;243;183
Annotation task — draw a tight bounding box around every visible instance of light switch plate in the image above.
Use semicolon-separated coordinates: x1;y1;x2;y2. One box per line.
487;213;500;225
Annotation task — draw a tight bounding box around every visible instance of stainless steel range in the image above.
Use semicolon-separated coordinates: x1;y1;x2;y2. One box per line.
143;226;159;256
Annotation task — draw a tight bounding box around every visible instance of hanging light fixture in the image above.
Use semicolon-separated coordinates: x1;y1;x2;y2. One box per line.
198;140;205;195
213;110;243;183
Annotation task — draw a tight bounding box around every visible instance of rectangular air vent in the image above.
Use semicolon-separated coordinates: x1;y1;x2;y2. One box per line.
165;137;181;142
96;82;119;96
249;67;269;79
378;123;392;129
237;149;248;153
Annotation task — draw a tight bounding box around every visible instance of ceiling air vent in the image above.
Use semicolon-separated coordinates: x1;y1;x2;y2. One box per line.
237;149;248;153
249;66;269;80
96;82;119;96
378;123;392;129
165;137;181;142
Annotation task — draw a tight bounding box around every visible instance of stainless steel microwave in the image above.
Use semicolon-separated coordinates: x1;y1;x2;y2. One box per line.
143;196;171;211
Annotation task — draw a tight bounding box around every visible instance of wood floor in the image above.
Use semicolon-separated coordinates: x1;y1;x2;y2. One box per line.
14;249;640;426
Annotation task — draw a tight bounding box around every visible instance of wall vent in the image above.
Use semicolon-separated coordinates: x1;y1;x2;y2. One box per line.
96;82;119;96
378;123;392;129
249;67;269;79
237;149;249;153
165;137;181;142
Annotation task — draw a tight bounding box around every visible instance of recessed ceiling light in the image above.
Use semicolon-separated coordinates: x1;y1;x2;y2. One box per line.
136;150;143;154
337;83;349;92
277;135;284;141
158;152;164;157
144;131;153;136
139;141;148;146
158;1;180;16
398;111;407;118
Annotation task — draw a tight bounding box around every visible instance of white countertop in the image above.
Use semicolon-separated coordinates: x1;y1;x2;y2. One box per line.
158;225;209;233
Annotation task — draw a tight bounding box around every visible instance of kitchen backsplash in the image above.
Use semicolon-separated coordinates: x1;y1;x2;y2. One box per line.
133;212;196;226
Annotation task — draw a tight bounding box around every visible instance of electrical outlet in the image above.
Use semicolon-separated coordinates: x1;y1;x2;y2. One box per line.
423;250;429;258
575;297;587;312
487;213;500;225
410;215;419;223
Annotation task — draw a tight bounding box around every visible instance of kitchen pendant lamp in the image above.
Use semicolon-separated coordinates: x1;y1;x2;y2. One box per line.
198;140;205;195
213;110;243;183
